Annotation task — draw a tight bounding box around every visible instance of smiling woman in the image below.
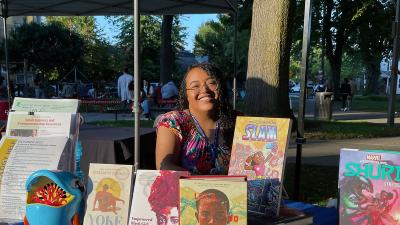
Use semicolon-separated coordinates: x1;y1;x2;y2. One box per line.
155;63;238;175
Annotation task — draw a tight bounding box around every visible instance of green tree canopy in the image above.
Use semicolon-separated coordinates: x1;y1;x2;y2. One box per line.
110;15;187;82
7;22;85;80
45;16;120;82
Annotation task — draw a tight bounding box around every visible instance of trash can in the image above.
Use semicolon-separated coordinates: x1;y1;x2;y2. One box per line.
314;92;333;121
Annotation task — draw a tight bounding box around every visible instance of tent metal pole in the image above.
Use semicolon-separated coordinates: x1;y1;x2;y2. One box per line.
1;0;11;106
233;11;238;109
388;0;400;125
294;0;312;200
133;0;140;171
224;0;238;109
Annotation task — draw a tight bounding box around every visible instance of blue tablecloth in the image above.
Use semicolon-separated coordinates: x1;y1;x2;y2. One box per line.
284;200;338;225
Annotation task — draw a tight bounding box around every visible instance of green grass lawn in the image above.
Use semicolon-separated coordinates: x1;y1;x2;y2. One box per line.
87;118;400;139
350;95;400;112
303;120;400;139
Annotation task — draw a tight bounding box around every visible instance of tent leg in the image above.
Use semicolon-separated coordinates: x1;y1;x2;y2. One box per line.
388;0;400;125
233;12;238;110
1;0;12;106
295;0;312;200
133;0;140;172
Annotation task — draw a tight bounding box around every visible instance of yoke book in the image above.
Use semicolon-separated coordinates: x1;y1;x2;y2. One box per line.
338;148;400;225
83;163;133;225
179;176;247;225
228;117;292;217
128;170;189;225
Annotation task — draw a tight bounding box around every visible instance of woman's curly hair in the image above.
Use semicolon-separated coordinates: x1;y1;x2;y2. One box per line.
177;63;236;146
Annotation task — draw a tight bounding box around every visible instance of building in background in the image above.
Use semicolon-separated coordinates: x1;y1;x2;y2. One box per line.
0;16;41;96
0;16;41;39
380;57;400;95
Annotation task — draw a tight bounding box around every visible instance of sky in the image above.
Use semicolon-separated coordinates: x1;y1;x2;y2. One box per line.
95;14;217;52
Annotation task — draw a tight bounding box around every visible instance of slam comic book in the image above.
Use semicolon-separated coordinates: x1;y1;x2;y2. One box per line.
128;170;189;225
339;148;400;225
179;176;247;225
228;116;292;217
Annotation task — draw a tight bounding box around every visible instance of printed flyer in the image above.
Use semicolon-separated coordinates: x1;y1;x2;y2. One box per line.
11;97;79;113
0;136;69;222
6;112;75;138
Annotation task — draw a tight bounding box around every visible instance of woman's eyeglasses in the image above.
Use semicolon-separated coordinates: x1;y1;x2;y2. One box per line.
186;79;219;93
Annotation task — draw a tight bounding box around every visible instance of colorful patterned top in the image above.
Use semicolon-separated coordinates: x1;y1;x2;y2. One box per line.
156;111;231;175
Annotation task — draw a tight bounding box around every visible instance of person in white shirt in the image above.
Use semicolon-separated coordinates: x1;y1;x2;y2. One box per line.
161;80;178;100
141;80;154;119
117;68;134;103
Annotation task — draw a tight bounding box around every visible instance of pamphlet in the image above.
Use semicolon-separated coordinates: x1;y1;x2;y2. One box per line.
0;136;69;222
6;112;75;138
11;97;79;113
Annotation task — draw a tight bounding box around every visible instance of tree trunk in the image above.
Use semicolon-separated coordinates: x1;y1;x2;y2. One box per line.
366;63;380;94
328;57;342;96
244;0;293;117
160;15;173;84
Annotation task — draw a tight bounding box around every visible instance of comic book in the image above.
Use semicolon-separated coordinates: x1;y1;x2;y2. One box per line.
128;170;189;225
338;148;400;225
179;176;247;225
83;163;133;225
228;116;292;217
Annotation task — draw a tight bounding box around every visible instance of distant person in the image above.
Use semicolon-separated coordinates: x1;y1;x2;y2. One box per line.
117;67;134;104
61;83;75;98
340;78;352;111
161;80;178;100
33;76;44;99
348;78;356;110
141;80;154;119
196;189;230;225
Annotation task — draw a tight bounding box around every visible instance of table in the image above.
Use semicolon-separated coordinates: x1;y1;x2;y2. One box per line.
79;126;156;179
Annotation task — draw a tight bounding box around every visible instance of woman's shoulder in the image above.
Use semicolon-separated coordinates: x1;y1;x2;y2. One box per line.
160;110;189;119
156;110;191;126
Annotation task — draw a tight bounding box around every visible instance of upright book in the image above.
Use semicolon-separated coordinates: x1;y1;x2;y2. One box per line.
128;170;189;225
179;176;247;225
228;117;292;217
83;163;133;225
338;148;400;225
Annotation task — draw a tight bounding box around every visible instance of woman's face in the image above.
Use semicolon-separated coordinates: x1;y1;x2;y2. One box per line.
156;206;179;225
185;68;220;113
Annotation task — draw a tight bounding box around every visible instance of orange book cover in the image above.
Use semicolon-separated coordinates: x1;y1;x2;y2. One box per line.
179;176;247;225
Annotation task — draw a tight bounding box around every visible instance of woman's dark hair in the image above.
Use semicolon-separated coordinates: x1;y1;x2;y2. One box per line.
177;63;236;146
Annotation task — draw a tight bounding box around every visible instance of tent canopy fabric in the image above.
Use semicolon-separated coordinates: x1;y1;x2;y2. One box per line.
1;0;237;17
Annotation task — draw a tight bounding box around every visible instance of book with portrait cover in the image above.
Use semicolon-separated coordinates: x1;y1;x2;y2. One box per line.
228;116;292;217
83;163;133;225
338;148;400;225
179;176;247;225
128;170;189;225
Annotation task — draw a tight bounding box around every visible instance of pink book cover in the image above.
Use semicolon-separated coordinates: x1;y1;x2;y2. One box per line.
228;116;292;217
128;170;189;225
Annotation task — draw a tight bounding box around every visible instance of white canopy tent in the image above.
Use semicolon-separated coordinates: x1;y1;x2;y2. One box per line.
1;0;238;171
